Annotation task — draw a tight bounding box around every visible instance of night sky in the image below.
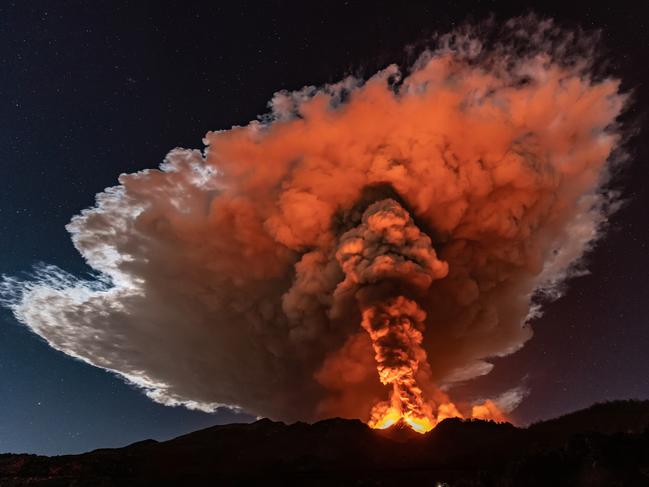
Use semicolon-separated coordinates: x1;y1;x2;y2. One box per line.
2;0;649;455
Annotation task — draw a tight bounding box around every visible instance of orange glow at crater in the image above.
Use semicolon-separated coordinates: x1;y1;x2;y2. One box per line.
368;401;461;434
368;399;509;434
367;388;508;434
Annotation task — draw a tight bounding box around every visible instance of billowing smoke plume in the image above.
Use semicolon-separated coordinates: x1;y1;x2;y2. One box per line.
332;199;448;430
2;17;627;425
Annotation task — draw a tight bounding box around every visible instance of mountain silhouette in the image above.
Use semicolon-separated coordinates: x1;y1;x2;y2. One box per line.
1;400;649;486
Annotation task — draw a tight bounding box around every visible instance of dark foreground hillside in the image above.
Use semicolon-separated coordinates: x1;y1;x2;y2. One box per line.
1;400;649;486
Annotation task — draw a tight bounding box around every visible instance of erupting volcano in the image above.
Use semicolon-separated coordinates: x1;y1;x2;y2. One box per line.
1;16;627;433
334;199;505;433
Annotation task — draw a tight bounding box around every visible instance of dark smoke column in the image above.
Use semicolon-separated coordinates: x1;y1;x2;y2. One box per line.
334;199;449;432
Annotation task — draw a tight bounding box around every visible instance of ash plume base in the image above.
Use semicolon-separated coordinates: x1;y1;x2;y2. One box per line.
1;15;628;428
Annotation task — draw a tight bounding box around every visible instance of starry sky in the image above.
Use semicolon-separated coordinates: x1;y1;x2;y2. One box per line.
1;0;648;455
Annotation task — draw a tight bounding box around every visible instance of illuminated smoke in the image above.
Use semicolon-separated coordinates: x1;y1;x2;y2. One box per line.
1;17;627;426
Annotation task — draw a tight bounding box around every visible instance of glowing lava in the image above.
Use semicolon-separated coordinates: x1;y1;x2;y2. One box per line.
370;406;436;434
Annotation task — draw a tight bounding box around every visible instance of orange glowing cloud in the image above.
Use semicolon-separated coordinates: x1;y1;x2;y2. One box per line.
1;17;628;427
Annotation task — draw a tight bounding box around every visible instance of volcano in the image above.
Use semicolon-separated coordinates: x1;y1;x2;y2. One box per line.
2;400;649;486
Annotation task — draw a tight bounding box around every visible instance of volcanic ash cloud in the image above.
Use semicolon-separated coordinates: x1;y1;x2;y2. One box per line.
1;18;627;426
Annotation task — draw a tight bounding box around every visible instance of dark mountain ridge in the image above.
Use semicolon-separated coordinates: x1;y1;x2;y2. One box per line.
2;400;649;486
